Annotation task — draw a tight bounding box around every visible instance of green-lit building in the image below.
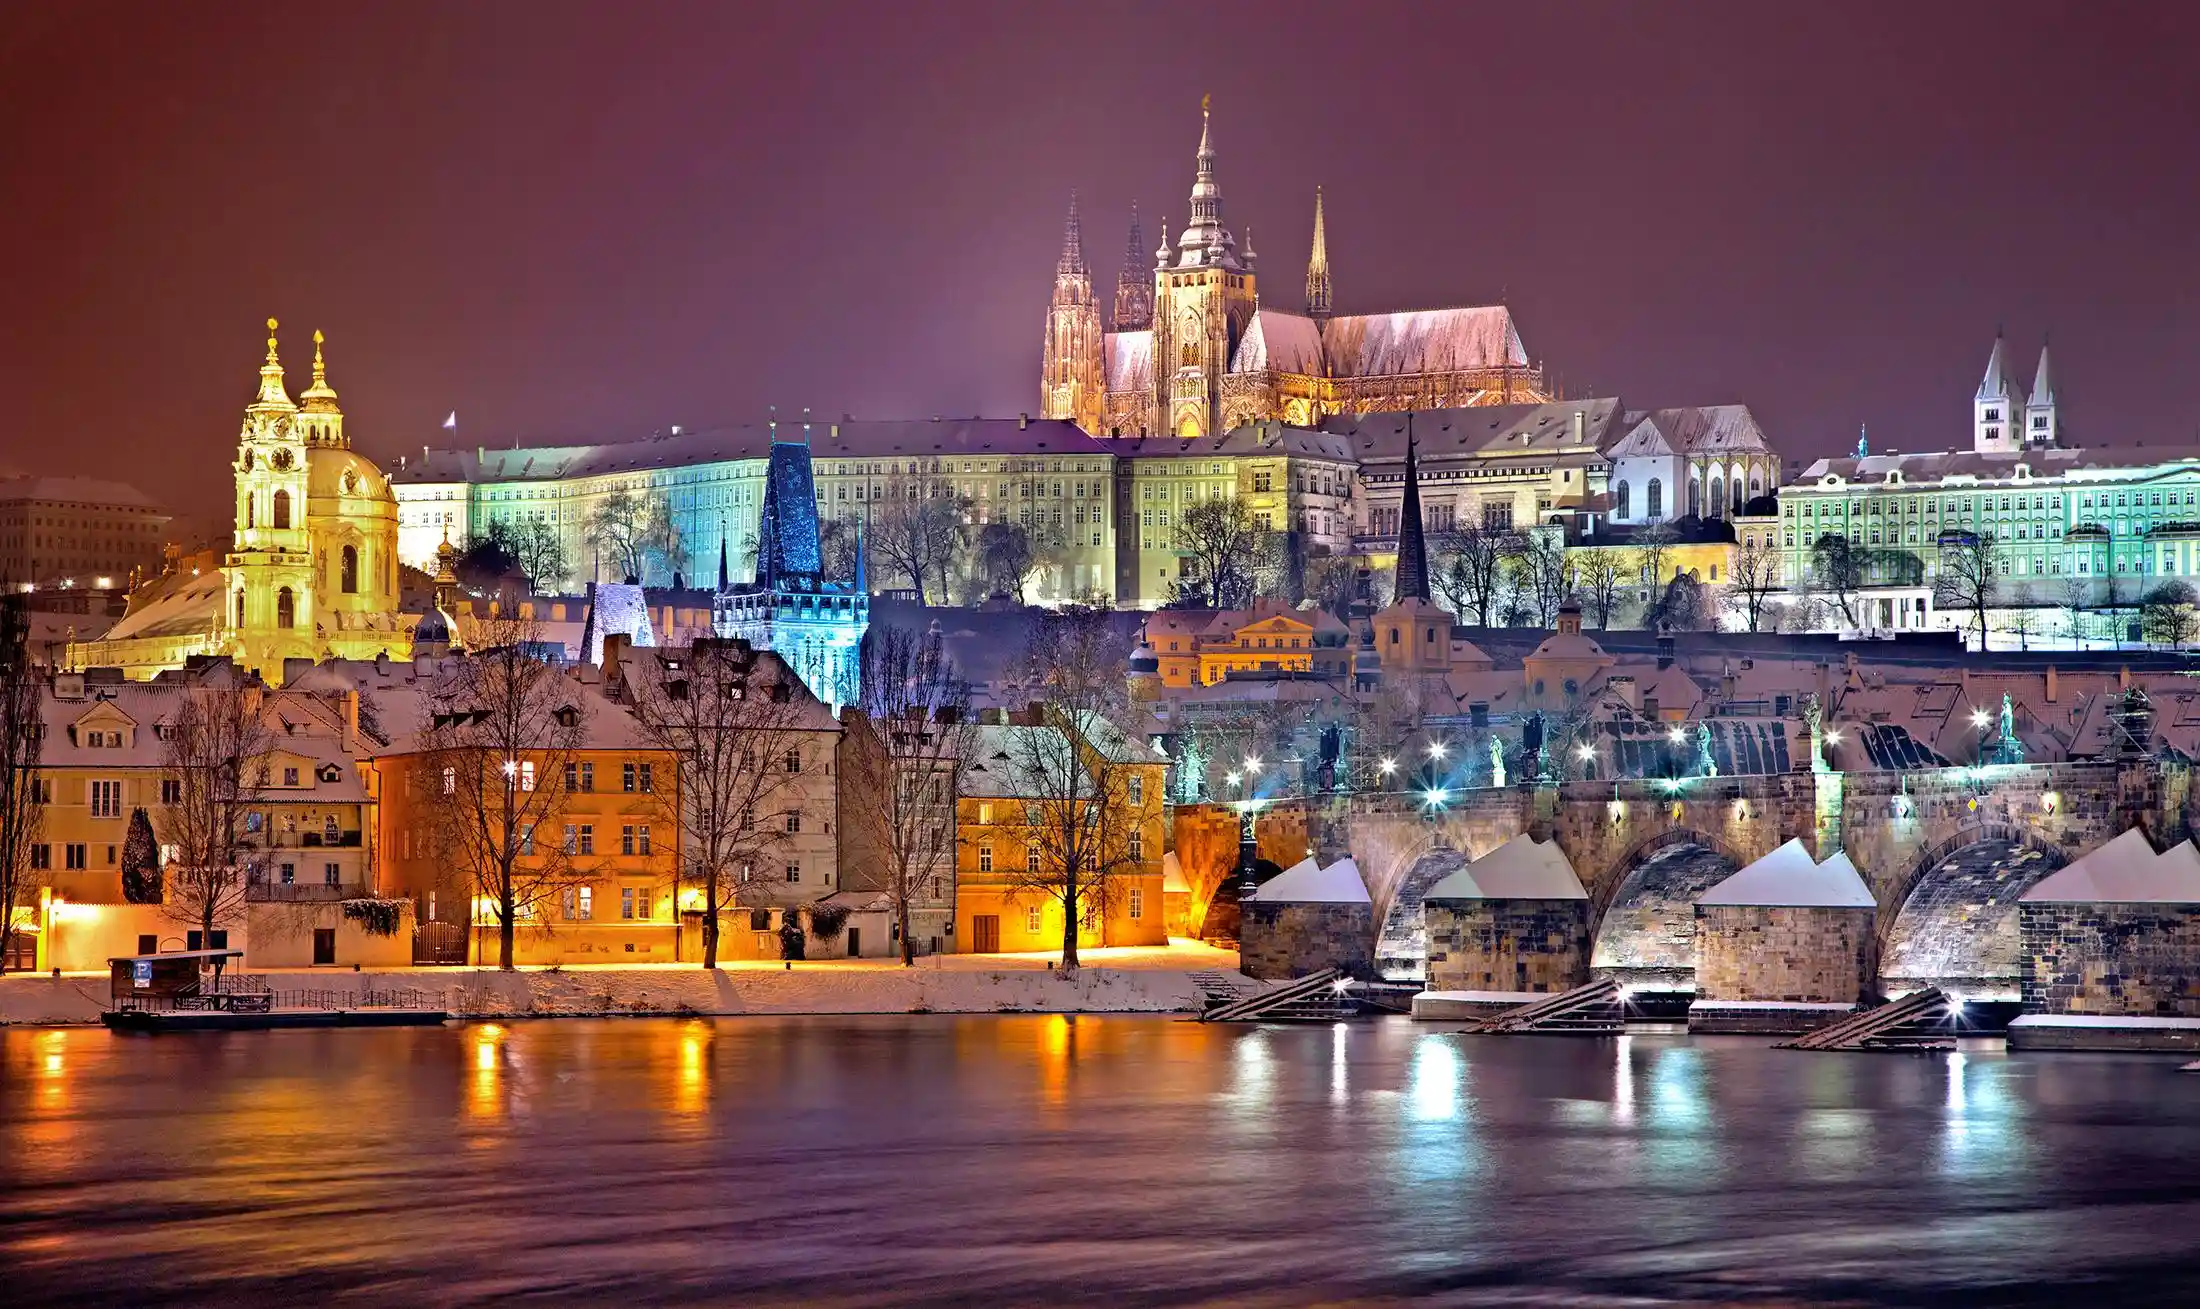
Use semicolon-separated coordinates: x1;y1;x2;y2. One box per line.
1778;335;2200;635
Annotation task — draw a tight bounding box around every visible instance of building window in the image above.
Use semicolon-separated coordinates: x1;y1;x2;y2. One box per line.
578;824;594;855
234;591;246;628
276;586;295;629
979;845;993;873
1026;842;1042;873
1129;887;1144;920
1128;829;1144;861
1647;479;1663;519
160;778;181;805
621;824;636;856
340;544;359;594
637;763;653;793
441;766;456;795
1026;905;1042;934
324;862;341;886
65;843;87;870
1615;480;1630;518
784;810;801;833
272;489;292;530
89;779;122;818
785;862;800;883
784;749;802;773
1127;775;1144;806
563;824;577;854
621;888;637;920
279;862;296;884
30;844;50;870
519;761;535;791
623;762;637;792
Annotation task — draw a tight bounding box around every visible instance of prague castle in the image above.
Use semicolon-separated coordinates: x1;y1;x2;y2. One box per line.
69;322;414;683
1042;101;1553;439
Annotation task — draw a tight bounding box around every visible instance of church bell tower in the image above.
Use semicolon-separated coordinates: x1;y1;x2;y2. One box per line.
1149;97;1258;438
225;319;319;678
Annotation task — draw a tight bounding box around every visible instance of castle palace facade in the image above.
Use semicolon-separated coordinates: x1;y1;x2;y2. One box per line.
1042;102;1553;440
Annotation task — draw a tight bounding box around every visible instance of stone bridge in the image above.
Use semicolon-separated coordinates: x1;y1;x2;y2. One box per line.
1198;759;2192;991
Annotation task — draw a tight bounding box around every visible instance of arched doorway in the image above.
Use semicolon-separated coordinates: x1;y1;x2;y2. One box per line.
1880;831;2065;997
1591;836;1741;988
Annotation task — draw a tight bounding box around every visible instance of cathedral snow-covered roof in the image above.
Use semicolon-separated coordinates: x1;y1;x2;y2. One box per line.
1318;306;1526;378
1231;309;1324;376
1321;399;1625;463
1614;405;1773;459
1104;330;1152;394
1109;422;1357;463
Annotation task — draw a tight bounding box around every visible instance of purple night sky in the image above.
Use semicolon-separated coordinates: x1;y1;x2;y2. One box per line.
3;1;2197;533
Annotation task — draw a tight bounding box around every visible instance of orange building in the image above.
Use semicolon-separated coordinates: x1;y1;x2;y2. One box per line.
1137;601;1352;689
951;715;1169;954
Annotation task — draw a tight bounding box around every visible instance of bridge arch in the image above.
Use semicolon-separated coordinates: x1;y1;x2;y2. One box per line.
1589;827;1746;985
1878;823;2068;995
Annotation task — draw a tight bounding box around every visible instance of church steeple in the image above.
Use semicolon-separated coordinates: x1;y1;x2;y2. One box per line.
1974;329;2018;454
1113;200;1152;330
1040;190;1104;431
1173;95;1242;270
1305;187;1333;323
251;317;296;415
297;329;347;448
1395;416;1431;604
2025;336;2058;446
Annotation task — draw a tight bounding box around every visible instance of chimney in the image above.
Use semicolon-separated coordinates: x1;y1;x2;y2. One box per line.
2045;665;2059;703
1572;410;1586;444
341;689;360;745
1607;674;1639;711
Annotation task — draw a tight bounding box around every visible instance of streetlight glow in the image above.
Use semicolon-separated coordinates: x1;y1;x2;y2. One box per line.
1244;754;1261;772
1667;726;1685;744
1423;787;1448;808
1824;729;1843;745
1427;741;1447;760
1224;770;1242;787
1576;744;1594;761
1377;757;1396;775
1970;709;1990;729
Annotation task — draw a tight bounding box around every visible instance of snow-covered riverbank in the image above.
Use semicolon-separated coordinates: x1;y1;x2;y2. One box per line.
0;944;1250;1025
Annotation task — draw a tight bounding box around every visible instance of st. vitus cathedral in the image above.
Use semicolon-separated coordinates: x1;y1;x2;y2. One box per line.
1042;99;1554;440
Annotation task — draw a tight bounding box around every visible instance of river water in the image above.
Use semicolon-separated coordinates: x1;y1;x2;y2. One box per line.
6;1016;2200;1306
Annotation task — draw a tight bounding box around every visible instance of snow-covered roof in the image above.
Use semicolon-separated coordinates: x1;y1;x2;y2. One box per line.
1230;309;1324;376
1320;307;1526;377
1249;855;1370;904
1424;834;1586;901
1698;839;1875;908
2021;829;2200;904
1104;330;1152;395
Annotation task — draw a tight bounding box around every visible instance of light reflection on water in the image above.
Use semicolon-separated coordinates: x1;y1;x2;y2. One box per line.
4;1016;2200;1306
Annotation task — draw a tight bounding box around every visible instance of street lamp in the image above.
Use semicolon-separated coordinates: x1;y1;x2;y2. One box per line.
1377;756;1397;777
1427;741;1447;760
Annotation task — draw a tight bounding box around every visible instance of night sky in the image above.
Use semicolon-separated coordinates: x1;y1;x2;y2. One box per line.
4;1;2197;537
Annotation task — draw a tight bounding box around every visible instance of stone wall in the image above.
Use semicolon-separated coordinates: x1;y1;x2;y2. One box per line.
1239;902;1375;981
1694;904;1873;1003
1424;898;1588;993
2020;903;2200;1017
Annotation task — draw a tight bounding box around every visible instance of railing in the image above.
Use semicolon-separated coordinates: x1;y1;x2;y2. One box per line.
112;985;447;1015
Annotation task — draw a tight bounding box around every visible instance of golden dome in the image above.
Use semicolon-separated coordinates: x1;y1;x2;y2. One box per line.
298;329;342;414
306;444;393;504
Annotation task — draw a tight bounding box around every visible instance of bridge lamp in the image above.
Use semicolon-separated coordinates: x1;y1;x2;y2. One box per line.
1661;778;1684;794
1423;787;1449;809
1427;741;1448;760
2042;791;2058;814
1244;754;1262;773
1576;743;1595;761
1377;757;1397;776
1224;770;1242;787
1823;729;1843;746
1667;726;1685;744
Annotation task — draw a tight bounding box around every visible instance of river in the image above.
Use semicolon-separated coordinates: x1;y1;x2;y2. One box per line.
6;1017;2200;1305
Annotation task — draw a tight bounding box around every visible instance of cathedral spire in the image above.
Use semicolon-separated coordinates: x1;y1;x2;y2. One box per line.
717;522;730;591
1113;200;1153;330
299;329;341;412
1306;187;1333;323
1056;190;1089;279
1976;329;2012;400
1395;415;1431;604
2030;336;2055;406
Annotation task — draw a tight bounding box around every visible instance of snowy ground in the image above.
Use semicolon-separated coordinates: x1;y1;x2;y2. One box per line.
0;940;1248;1025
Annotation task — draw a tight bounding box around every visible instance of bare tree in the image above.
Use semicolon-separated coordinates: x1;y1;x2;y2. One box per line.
869;478;970;605
819;517;863;587
1432;525;1515;626
1725;535;1784;633
2056;574;2096;649
845;624;977;965
0;599;45;973
159;672;273;951
1807;532;1866;629
1632;522;1680;625
417;626;588;970
2141;580;2200;649
625;638;823;968
1171;496;1280;608
1933;531;2000;652
1510;532;1572;627
511;518;570;592
584;487;684;585
1575;549;1627;628
975;522;1035;601
1002;609;1145;969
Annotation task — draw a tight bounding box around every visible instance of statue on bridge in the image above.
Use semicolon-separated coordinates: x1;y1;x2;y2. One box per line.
1985;692;2026;766
1489;733;1506;789
1692;721;1719;778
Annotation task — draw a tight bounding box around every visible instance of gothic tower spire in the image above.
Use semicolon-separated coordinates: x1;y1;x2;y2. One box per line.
2026;334;2058;446
1174;94;1241;269
1113;200;1152;330
1040;191;1104;432
1305;187;1333;323
1395;416;1431;603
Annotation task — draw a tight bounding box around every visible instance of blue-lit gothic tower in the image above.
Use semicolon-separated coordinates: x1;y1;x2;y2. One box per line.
711;423;869;709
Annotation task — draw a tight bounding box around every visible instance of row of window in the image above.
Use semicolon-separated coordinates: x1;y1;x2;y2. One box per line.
975;830;1145;870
